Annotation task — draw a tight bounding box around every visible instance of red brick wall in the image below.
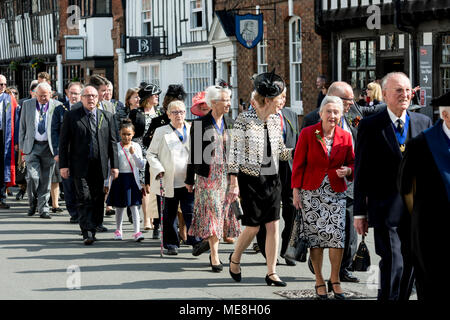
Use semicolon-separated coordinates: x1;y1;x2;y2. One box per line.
215;0;328;117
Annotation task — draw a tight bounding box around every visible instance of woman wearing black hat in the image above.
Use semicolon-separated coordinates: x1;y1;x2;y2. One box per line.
227;71;293;286
129;83;161;230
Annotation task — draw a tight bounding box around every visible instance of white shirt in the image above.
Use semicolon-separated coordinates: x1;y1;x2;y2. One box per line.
387;107;407;127
34;103;49;141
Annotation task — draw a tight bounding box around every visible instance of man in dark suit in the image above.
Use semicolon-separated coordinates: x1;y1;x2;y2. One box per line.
398;101;450;300
354;72;432;300
255;89;300;266
51;82;83;224
59;85;119;245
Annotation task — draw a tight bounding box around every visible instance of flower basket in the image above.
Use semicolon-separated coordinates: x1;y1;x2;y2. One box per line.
29;57;44;69
9;61;19;71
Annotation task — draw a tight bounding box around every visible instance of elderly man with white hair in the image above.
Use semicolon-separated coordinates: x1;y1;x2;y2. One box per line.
398;92;450;300
19;82;62;219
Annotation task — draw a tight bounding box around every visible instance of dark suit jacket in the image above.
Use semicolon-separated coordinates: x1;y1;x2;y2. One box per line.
51;101;81;156
59;106;119;180
280;107;299;169
185;110;233;185
353;109;432;227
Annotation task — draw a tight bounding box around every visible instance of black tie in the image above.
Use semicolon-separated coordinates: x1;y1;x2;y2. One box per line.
89;112;99;159
37;105;46;135
396;119;404;135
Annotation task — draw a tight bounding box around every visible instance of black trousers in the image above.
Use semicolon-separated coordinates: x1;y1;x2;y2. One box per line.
374;216;415;301
256;161;296;258
73;159;105;238
341;199;358;273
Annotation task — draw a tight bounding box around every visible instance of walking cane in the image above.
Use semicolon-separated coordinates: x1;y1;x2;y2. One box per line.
159;178;165;257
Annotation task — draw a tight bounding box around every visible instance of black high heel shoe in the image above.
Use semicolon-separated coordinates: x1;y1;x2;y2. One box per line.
265;273;287;287
315;284;328;300
327;280;346;300
229;252;241;282
15;189;25;201
209;254;223;272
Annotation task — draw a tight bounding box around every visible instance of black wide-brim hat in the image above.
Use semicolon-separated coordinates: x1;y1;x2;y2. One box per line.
165;84;187;101
253;69;285;98
138;83;162;102
430;90;450;106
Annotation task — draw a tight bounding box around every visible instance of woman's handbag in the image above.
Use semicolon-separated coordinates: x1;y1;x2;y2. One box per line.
230;199;243;220
15;153;27;185
285;209;308;262
352;235;371;272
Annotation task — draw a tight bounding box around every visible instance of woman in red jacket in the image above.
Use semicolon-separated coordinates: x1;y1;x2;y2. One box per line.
291;95;354;300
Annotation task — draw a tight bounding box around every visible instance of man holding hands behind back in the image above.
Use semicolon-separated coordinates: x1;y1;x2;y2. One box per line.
59;85;119;245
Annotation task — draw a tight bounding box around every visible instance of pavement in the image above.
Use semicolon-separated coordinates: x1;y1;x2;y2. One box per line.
0;187;415;303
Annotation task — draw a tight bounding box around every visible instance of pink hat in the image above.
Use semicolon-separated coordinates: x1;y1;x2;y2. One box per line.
190;91;208;116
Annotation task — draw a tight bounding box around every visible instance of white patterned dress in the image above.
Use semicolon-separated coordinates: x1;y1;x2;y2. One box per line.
299;137;347;248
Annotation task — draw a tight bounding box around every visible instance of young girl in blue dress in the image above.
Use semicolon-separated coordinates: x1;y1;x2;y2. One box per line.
106;119;146;242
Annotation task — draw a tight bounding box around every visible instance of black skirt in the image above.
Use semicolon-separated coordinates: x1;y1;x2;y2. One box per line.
106;172;142;208
238;172;281;226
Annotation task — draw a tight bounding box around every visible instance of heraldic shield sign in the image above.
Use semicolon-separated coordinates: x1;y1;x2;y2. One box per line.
235;13;263;49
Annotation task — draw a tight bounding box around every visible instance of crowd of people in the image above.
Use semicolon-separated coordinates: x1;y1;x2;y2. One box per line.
0;69;448;301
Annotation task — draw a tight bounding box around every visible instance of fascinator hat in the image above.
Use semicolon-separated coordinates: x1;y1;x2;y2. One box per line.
190;91;207;116
253;69;285;98
165;84;187;101
138;83;162;101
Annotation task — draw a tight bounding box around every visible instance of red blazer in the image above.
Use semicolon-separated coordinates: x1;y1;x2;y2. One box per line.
291;122;355;193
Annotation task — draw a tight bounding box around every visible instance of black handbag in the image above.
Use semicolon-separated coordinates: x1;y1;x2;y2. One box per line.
285;209;308;262
15;154;27;185
352;235;371;272
230;199;243;220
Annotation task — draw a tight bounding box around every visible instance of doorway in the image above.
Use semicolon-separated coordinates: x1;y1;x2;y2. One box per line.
381;58;405;75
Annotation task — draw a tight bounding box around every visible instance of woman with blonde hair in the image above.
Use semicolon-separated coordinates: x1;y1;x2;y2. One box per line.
366;82;383;106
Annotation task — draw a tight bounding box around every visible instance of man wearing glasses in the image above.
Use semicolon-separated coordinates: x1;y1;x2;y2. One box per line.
59;85;119;245
51;82;84;224
301;81;385;283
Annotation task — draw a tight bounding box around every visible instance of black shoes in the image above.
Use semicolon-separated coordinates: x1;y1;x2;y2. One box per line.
327;280;346;300
315;284;328;300
84;231;95;245
27;208;36;216
0;201;10;209
15;189;25;200
340;270;359;283
40;212;52;219
52;207;64;214
280;253;297;266
192;240;210;256
209;254;223;272
165;247;178;255
152;229;160;239
105;209;116;216
228;252;241;282
265;273;287;287
95;225;108;232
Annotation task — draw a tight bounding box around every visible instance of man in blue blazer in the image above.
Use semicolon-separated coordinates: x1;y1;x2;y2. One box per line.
354;72;432;300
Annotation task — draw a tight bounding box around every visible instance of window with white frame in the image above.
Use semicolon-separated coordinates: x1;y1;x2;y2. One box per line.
257;20;268;73
190;0;204;30
184;62;212;118
289;17;302;106
142;0;152;36
141;64;160;87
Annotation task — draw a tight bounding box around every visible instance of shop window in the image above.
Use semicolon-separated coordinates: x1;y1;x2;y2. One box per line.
441;35;450;94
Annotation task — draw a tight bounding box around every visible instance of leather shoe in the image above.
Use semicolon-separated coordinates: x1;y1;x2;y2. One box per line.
192;240;210;256
70;216;79;224
340;270;360;283
152;229;160;239
280;254;297;266
0;201;10;209
165;247;178;255
40;212;52;219
27;208;36;216
95;225;108;232
52;207;64;213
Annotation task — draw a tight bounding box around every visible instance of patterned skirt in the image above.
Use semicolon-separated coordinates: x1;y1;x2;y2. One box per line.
300;175;346;248
188;139;241;240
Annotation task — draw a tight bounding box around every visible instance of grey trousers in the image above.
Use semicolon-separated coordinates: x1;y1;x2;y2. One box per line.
25;142;55;214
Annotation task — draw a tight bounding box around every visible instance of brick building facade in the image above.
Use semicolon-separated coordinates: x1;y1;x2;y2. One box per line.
214;0;328;118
